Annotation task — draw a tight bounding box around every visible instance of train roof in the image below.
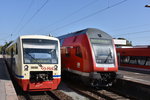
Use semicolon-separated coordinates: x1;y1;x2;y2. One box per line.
117;45;150;49
6;35;58;49
57;28;112;39
18;35;59;41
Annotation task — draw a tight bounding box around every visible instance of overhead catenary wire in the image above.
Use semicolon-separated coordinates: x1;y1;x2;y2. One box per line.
110;23;150;32
17;0;49;35
32;0;99;34
113;30;150;36
2;0;34;45
114;32;150;44
0;34;12;45
11;0;34;35
107;0;110;7
130;37;150;45
127;35;150;39
47;0;127;36
1;0;96;45
0;34;11;41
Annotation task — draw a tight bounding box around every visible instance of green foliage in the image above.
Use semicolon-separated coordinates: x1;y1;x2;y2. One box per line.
126;41;132;46
0;46;2;54
0;41;13;54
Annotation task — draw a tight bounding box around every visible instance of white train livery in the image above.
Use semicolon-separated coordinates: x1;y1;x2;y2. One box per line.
5;35;61;91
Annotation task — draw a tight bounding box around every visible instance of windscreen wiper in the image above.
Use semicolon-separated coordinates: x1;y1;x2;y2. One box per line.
104;48;112;63
24;51;43;67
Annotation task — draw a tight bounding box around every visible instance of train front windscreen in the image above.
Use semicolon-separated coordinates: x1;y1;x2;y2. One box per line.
22;39;58;64
90;38;115;66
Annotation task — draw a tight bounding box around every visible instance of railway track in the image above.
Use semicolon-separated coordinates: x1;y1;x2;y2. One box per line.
18;91;53;100
69;85;130;100
91;89;130;100
5;61;73;100
18;90;73;100
64;79;133;100
6;59;135;100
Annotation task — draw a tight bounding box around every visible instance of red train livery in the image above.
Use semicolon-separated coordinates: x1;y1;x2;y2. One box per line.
58;28;118;87
116;47;150;69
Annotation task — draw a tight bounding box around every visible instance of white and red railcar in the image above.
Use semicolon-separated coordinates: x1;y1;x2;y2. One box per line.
5;35;61;91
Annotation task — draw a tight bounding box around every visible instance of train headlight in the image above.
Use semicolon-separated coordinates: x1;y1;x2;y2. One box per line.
77;62;80;68
24;65;29;71
54;65;58;70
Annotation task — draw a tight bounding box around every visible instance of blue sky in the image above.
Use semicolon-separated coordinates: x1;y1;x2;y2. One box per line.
0;0;150;46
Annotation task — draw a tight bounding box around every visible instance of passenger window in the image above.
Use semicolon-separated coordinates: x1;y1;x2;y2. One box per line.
137;56;146;65
120;56;150;66
120;56;130;64
145;57;150;66
76;46;82;58
129;56;138;65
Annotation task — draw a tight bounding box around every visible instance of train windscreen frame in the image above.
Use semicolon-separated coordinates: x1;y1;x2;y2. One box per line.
22;39;58;64
90;38;115;66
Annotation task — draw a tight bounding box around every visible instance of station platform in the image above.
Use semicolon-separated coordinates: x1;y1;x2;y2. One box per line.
114;66;150;100
0;55;18;100
118;66;150;86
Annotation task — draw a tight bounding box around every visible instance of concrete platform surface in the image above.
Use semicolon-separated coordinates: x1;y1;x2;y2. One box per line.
0;55;18;100
118;66;150;86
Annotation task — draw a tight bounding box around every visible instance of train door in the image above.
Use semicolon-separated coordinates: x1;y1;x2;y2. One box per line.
76;46;82;58
75;46;83;70
11;48;15;74
10;48;13;72
117;53;120;66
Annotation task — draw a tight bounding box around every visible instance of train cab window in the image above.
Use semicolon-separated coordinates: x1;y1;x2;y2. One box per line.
76;46;82;58
65;47;71;57
90;38;115;64
22;39;58;64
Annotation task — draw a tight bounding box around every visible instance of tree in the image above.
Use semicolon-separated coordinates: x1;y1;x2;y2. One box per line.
0;41;13;54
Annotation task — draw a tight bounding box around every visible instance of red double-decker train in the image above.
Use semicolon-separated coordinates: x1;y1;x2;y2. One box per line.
116;47;150;69
58;28;118;87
